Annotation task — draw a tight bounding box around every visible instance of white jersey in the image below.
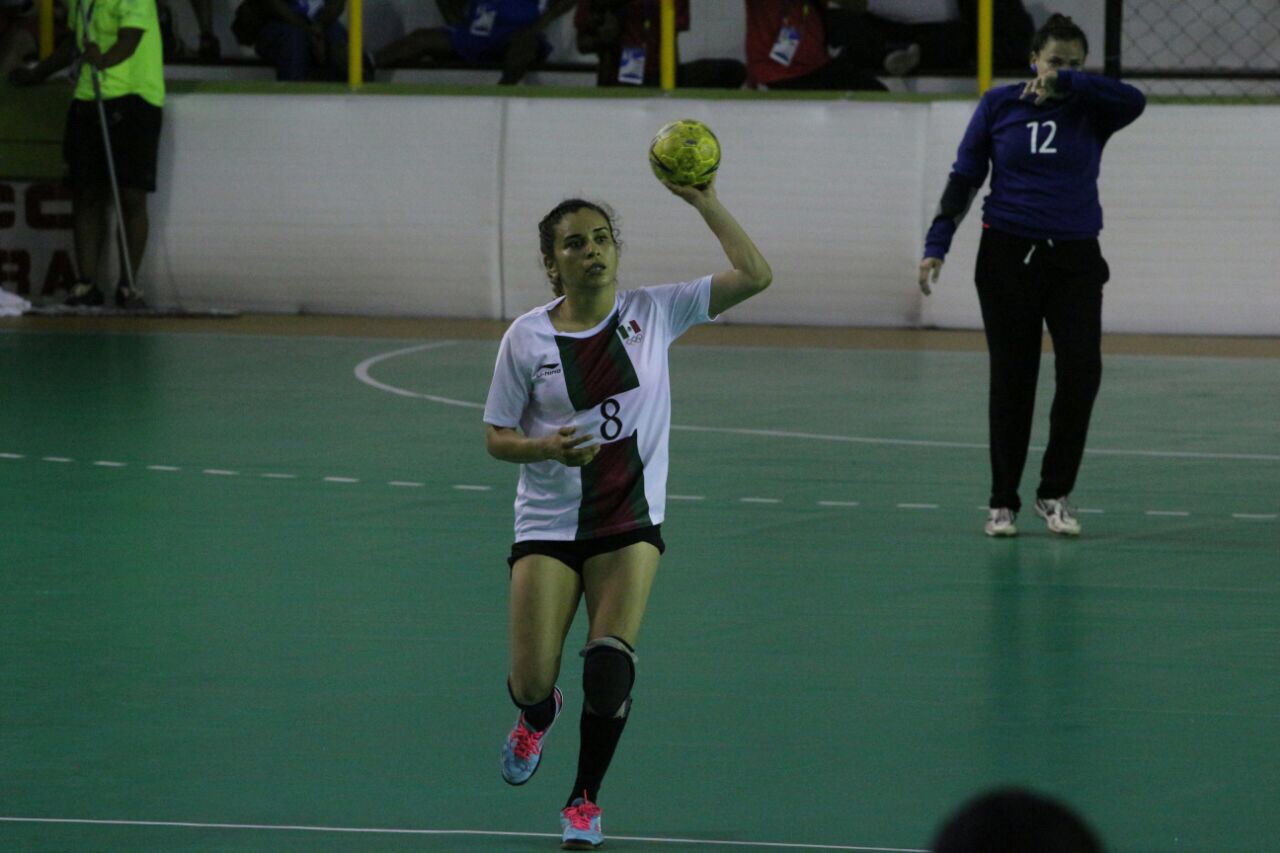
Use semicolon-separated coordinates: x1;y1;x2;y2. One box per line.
484;276;714;542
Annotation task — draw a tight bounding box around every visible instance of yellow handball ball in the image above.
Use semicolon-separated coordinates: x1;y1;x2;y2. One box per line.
648;119;720;189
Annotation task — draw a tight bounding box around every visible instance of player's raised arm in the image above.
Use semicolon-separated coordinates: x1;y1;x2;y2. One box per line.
662;177;773;316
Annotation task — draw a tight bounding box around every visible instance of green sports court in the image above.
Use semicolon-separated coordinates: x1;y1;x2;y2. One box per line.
1;318;1276;852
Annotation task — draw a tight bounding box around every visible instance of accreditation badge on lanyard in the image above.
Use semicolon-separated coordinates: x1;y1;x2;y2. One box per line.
618;15;649;86
470;2;498;37
768;2;807;66
619;47;646;85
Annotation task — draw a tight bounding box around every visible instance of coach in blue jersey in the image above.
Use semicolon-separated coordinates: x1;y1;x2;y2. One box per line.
918;13;1145;538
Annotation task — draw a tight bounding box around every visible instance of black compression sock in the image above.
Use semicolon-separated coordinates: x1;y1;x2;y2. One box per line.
566;709;629;808
509;682;558;732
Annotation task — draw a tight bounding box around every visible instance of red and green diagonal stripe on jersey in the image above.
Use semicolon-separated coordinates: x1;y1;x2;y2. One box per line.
555;315;640;411
577;432;651;539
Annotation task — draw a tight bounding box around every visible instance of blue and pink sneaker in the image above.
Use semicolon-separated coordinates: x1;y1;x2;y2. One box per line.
500;686;563;785
559;796;604;850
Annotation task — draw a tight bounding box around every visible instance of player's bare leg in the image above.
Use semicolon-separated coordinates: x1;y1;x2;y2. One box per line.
503;556;580;785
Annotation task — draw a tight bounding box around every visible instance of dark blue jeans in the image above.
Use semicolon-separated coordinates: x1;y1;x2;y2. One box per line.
256;19;349;81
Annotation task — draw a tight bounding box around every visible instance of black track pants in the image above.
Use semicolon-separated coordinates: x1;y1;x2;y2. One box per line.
974;226;1110;512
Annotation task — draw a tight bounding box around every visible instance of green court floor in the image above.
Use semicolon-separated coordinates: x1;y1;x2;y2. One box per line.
1;329;1277;853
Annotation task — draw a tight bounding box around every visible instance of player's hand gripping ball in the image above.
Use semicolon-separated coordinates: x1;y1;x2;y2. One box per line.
648;119;720;189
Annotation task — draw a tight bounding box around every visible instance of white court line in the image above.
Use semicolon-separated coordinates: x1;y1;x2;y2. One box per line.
352;344;1280;462
353;342;483;409
9;443;1276;523
673;423;988;451
0;816;923;851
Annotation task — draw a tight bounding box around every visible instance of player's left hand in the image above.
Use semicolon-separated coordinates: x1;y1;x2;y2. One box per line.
1021;68;1060;105
661;174;717;206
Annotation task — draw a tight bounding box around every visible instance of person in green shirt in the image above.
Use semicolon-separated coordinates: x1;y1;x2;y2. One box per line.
10;0;164;308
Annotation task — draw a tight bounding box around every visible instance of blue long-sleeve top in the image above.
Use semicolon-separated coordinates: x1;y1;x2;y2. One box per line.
924;70;1146;259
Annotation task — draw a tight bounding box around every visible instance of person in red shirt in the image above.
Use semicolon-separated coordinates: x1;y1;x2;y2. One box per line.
575;0;743;88
743;0;885;90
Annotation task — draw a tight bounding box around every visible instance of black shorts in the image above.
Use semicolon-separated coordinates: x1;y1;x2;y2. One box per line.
507;525;666;575
63;95;163;193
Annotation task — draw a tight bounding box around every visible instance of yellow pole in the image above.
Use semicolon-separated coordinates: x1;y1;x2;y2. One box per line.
348;0;363;88
659;0;675;91
977;0;993;94
38;0;54;59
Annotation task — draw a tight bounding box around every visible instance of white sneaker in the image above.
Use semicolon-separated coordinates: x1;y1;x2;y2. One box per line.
883;42;922;76
1035;497;1081;536
985;507;1017;537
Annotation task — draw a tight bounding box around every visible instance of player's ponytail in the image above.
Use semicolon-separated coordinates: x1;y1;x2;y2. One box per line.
1031;13;1088;56
538;199;622;297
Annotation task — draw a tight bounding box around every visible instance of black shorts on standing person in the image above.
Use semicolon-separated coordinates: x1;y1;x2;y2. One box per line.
918;14;1145;538
63;94;163;192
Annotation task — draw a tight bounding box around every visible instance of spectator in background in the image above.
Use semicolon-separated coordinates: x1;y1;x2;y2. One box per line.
189;0;218;58
231;0;353;81
0;0;70;76
743;0;886;91
157;0;220;60
825;0;962;77
574;0;744;89
932;788;1104;853
374;0;577;85
9;0;164;308
826;0;1033;76
959;0;1034;69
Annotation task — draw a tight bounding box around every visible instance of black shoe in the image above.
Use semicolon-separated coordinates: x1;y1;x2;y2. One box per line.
115;284;148;310
65;282;105;306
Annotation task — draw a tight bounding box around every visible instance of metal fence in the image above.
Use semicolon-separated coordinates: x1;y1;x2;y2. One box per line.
1105;0;1280;99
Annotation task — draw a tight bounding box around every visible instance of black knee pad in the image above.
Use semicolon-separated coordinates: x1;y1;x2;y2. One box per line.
580;636;636;719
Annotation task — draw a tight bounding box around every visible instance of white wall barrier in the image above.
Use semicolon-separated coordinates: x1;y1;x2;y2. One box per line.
9;93;1276;335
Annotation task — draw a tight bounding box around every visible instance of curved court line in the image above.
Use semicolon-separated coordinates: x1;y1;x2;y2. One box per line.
353;344;1280;462
0;817;925;851
353;342;483;410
